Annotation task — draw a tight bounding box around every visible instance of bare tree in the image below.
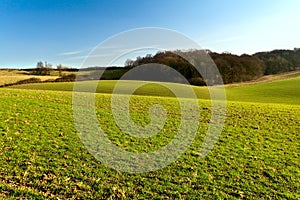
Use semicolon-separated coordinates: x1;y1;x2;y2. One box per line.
124;59;134;67
35;61;52;75
57;64;63;77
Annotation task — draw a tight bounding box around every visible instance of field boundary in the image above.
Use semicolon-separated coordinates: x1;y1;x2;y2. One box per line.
226;69;300;87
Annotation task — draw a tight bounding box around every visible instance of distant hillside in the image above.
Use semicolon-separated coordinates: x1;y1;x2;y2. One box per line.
9;75;300;105
15;48;300;86
124;48;300;85
254;48;300;74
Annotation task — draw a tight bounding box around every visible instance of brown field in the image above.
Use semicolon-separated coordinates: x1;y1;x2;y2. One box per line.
0;69;61;86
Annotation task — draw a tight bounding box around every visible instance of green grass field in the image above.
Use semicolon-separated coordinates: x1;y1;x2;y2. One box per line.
10;76;300;105
225;76;300;105
0;75;299;198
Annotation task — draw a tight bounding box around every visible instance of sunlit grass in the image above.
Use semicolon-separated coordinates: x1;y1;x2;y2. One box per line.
0;88;299;198
10;75;300;105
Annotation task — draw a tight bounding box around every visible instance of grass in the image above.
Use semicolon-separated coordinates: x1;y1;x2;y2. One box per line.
0;70;58;86
10;75;300;105
0;86;299;198
225;76;300;105
9;80;210;99
1;73;299;198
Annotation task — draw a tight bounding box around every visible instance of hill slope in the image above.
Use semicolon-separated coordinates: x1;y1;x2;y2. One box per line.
225;76;300;105
0;88;299;198
9;75;300;105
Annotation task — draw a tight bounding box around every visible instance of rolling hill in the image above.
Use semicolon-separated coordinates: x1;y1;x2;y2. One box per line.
0;84;299;198
9;74;300;105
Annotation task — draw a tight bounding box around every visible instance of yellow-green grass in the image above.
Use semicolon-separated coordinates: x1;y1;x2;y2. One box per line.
49;70;77;77
0;88;299;199
9;75;300;105
224;76;300;105
0;70;58;86
9;80;210;98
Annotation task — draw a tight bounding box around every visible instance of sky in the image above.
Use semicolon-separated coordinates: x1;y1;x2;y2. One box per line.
0;0;300;68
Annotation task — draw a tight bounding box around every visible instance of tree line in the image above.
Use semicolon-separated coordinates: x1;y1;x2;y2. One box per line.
23;48;300;86
254;48;300;75
124;48;300;85
23;62;77;77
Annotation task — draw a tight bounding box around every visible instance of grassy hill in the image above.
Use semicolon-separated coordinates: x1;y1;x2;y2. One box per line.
9;75;300;105
0;88;299;198
225;76;300;105
0;74;299;198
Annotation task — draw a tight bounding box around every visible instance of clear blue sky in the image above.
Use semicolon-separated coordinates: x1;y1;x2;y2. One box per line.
0;0;299;68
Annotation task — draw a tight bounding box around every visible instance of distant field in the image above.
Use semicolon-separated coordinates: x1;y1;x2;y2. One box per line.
0;88;299;198
225;76;300;105
9;80;210;98
10;75;300;105
228;69;300;86
0;70;58;86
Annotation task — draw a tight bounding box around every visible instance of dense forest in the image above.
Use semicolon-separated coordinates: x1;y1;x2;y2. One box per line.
124;48;300;85
254;48;300;75
20;48;300;86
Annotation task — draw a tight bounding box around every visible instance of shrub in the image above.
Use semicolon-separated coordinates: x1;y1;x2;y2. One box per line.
188;77;206;86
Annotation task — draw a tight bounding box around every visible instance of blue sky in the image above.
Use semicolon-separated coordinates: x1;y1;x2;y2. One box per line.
0;0;300;68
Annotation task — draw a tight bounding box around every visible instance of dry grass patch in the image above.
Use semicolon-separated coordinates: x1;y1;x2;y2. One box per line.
0;70;58;86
